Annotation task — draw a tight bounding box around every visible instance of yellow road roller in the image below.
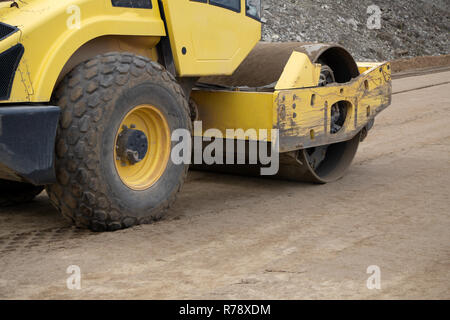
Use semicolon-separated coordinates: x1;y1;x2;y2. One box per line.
0;0;391;231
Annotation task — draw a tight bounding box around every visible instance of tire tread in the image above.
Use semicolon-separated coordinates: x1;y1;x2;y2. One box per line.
46;53;191;231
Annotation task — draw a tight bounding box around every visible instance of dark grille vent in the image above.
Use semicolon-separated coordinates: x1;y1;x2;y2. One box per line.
111;0;152;9
0;44;24;101
0;22;18;41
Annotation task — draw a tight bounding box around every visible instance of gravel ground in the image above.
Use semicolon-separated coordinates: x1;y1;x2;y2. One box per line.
261;0;449;61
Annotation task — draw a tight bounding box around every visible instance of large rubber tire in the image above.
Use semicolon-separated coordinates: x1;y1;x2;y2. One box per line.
46;52;192;231
0;179;44;207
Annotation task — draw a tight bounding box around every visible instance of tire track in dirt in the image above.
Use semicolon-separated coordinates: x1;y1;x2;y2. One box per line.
0;227;95;257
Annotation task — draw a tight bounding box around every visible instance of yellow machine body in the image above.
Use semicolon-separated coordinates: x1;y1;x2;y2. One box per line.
0;0;392;187
192;52;391;152
160;1;261;76
0;0;260;103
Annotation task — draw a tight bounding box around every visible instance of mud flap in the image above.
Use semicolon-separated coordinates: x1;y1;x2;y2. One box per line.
0;106;60;185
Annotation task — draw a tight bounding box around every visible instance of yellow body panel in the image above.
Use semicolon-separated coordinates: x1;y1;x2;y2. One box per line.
275;52;322;90
276;62;391;151
192;91;274;141
0;0;262;103
161;0;261;76
357;61;384;74
0;0;165;103
192;61;392;152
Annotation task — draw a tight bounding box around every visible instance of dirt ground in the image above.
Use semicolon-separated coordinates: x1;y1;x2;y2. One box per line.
391;54;450;74
0;71;449;300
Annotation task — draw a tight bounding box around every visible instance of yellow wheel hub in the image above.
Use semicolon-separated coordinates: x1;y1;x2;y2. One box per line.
114;105;171;191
